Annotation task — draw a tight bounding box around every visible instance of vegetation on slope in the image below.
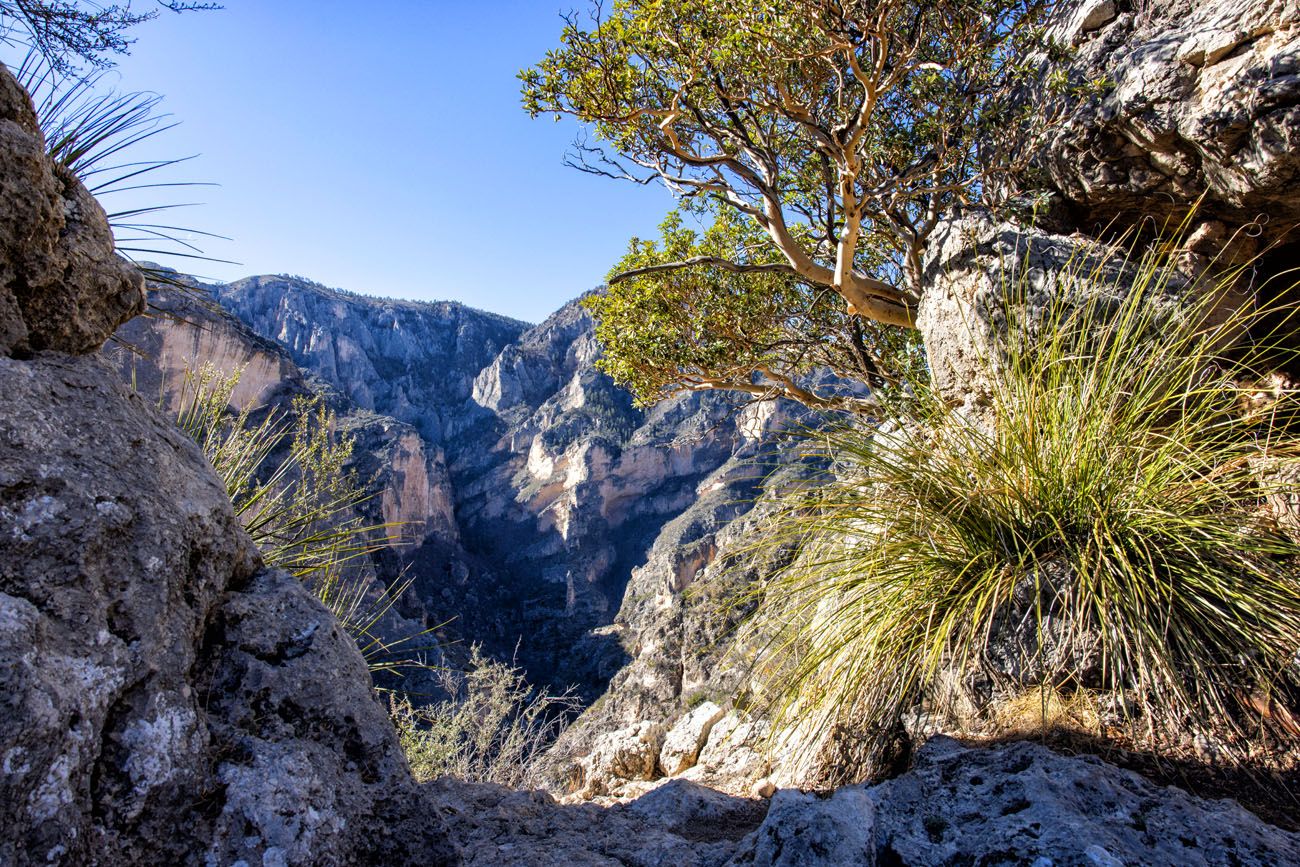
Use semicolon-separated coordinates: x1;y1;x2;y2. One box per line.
173;364;430;678
393;646;577;787
738;236;1300;773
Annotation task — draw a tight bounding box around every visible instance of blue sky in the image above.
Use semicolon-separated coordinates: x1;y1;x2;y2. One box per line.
48;1;680;323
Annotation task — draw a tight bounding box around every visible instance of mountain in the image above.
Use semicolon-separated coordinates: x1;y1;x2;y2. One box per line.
107;274;798;700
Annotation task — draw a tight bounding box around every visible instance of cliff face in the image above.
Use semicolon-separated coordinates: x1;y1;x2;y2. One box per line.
448;298;796;690
108;282;463;553
1037;0;1300;245
215;276;527;442
109;277;798;699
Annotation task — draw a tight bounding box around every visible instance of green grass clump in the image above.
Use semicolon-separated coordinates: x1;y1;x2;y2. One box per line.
744;236;1300;767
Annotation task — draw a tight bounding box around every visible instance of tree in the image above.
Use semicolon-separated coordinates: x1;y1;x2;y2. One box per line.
522;0;1051;407
0;1;217;72
588;208;925;411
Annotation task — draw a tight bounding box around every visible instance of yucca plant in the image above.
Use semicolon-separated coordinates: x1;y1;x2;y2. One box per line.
741;233;1300;773
15;51;229;287
173;363;435;678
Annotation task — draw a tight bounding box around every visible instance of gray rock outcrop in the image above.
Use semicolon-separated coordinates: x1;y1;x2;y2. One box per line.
866;737;1300;867
0;64;143;357
0;354;457;866
915;214;1207;409
1036;0;1300;245
428;737;1300;866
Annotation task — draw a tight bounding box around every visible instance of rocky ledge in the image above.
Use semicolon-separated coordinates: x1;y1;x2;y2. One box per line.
431;737;1300;866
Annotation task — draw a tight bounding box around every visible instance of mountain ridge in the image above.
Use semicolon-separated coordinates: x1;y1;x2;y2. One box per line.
109;272;799;702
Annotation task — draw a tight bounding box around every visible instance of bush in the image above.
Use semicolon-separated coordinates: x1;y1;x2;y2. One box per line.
742;236;1300;769
390;646;576;787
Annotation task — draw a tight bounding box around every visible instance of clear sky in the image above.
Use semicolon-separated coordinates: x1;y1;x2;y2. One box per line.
35;1;681;323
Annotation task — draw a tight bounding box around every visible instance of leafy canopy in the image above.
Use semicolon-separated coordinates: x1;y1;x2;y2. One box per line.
587;208;924;411
522;0;1052;408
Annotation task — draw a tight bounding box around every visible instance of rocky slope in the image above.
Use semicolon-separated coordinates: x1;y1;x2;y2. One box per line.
6;0;1300;858
429;736;1300;867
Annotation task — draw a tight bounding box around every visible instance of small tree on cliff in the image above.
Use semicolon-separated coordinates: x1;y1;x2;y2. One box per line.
521;0;1052;409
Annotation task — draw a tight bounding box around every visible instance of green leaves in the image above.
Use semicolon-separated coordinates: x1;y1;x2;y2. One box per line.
585;208;924;410
526;0;1053;407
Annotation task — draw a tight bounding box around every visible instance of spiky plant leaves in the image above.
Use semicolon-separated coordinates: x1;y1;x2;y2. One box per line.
15;51;231;288
741;234;1300;774
172;363;437;680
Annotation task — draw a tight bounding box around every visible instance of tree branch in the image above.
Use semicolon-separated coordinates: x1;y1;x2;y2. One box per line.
609;256;801;284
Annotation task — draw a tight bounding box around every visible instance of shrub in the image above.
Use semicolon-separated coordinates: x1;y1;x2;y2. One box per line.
742;236;1300;769
390;646;576;787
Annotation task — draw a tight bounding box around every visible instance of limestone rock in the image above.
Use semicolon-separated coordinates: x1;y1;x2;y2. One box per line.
0;354;455;865
573;721;667;795
430;778;762;867
110;274;305;412
199;568;455;866
1073;0;1117;35
0;63;143;357
686;712;775;791
726;787;876;867
660;701;726;775
626;778;770;839
915;214;1221;409
1036;0;1300;243
421;736;1300;865
868;737;1300;866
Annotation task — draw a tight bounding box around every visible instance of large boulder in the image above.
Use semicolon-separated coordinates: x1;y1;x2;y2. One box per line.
0;63;143;357
915;214;1247;410
659;700;726;776
0;61;456;866
916;216;1131;409
1035;0;1300;243
0;355;456;866
867;737;1300;867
